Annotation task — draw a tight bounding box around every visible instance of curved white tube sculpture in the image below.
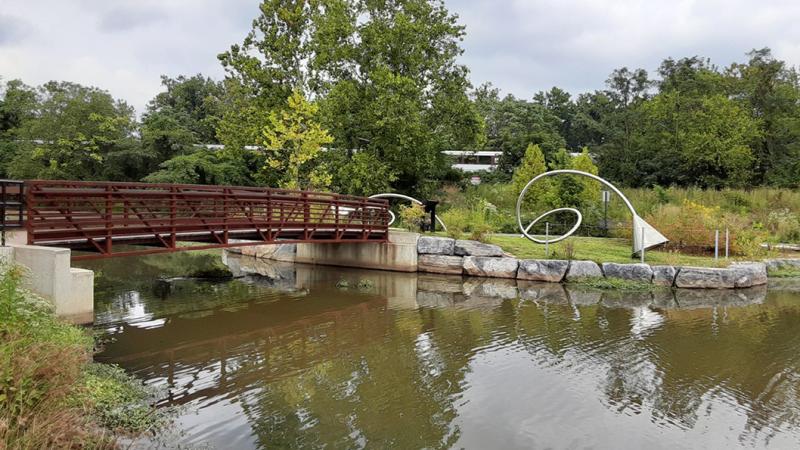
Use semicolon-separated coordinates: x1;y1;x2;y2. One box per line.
369;193;448;232
516;169;668;255
522;207;583;244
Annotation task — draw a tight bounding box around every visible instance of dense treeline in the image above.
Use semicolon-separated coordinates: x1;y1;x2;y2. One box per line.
1;0;798;194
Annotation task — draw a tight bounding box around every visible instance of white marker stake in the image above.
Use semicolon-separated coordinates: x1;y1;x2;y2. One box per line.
545;222;549;258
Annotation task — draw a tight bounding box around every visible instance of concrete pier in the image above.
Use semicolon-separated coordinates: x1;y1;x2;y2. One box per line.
1;243;94;324
294;231;420;272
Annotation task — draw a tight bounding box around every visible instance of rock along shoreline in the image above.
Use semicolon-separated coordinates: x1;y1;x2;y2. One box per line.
228;234;800;290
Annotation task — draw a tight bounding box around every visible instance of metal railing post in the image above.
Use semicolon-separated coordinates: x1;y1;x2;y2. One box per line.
725;228;729;259
545;222;549;257
1;182;6;247
640;226;645;264
104;185;113;255
714;229;719;262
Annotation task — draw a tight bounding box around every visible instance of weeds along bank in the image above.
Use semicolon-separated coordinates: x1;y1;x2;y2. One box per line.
0;264;170;448
437;183;800;257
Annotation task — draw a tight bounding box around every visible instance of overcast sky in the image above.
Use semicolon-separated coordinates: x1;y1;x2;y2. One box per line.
2;0;800;114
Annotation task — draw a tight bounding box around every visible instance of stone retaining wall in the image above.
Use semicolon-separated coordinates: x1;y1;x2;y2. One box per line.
415;236;771;290
235;233;791;290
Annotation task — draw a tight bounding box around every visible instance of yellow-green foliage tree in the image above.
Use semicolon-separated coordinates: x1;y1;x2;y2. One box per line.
571;147;601;207
512;144;556;209
260;90;333;190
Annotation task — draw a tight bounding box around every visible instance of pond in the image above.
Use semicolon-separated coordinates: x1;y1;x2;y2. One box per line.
82;251;800;449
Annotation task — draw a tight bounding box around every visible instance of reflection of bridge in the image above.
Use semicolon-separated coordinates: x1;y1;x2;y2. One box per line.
99;293;390;407
5;180;390;260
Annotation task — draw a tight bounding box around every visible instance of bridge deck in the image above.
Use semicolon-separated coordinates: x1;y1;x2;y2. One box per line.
18;180;390;260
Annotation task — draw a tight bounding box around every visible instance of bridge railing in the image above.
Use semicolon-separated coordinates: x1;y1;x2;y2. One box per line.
0;179;25;246
25;180;390;259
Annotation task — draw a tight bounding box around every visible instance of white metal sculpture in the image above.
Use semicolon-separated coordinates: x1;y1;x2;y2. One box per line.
515;169;668;255
369;193;448;231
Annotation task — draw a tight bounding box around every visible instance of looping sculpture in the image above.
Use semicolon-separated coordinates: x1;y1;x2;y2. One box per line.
369;193;448;232
516;169;668;255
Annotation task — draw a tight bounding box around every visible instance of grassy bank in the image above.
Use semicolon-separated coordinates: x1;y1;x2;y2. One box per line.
487;235;739;267
0;264;169;448
437;183;800;257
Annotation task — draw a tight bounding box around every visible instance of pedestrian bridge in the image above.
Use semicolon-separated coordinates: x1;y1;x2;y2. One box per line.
2;180;390;260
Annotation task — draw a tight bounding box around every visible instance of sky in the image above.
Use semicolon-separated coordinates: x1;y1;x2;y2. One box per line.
2;0;800;114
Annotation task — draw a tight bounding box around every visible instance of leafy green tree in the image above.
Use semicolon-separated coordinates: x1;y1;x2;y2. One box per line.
140;74;224;170
533;86;577;148
473;83;564;176
571;148;601;206
0;79;38;176
7;81;140;180
726;48;800;186
260;90;333;190
219;0;483;196
637;92;759;188
511;144;555;208
325;149;396;196
143;151;251;185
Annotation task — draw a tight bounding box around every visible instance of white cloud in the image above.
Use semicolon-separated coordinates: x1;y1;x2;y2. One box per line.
2;0;800;113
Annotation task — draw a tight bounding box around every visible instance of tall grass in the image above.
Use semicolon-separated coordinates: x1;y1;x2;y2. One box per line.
0;264;168;448
439;183;800;255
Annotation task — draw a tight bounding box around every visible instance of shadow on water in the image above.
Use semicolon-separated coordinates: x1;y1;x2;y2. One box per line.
82;251;800;449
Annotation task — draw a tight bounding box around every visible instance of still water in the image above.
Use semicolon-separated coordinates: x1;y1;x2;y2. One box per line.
81;251;800;449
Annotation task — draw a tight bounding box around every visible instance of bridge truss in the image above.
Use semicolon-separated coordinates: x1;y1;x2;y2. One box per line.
21;180;390;260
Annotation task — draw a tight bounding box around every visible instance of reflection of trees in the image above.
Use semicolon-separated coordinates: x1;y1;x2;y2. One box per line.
241;305;508;448
514;289;800;444
96;254;800;447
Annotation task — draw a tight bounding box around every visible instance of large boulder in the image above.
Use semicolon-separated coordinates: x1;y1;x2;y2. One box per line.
652;265;677;287
564;260;603;281
462;256;519;278
417;236;455;255
730;262;768;288
454;240;504;257
764;258;800;270
674;267;736;289
601;263;653;283
517;259;569;282
417;254;464;275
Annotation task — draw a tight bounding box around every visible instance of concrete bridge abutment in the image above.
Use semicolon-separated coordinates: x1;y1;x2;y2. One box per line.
1;240;94;324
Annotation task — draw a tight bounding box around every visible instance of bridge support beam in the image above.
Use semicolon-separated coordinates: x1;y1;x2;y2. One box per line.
294;231;420;272
3;244;94;324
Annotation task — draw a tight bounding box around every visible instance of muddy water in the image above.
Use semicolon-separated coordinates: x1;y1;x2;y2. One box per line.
83;251;800;449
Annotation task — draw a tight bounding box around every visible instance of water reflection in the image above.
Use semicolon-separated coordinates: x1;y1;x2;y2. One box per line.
83;252;800;449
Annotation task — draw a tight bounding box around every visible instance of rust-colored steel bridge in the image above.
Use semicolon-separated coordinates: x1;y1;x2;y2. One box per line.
1;180;390;260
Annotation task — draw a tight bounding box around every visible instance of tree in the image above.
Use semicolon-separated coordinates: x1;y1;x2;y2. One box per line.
474;84;564;176
533;86;577;148
325;149;396;197
143;151;251;185
637;92;759;188
140;75;224;170
0;79;38;176
7;81;140;181
726;48;800;186
511;144;556;209
260;90;333;190
219;0;484;195
571;148;601;207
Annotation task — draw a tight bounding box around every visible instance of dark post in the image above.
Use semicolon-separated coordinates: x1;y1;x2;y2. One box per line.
1;181;6;247
424;200;439;233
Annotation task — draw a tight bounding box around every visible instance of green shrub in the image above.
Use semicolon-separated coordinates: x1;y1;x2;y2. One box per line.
398;203;426;231
0;264;171;447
